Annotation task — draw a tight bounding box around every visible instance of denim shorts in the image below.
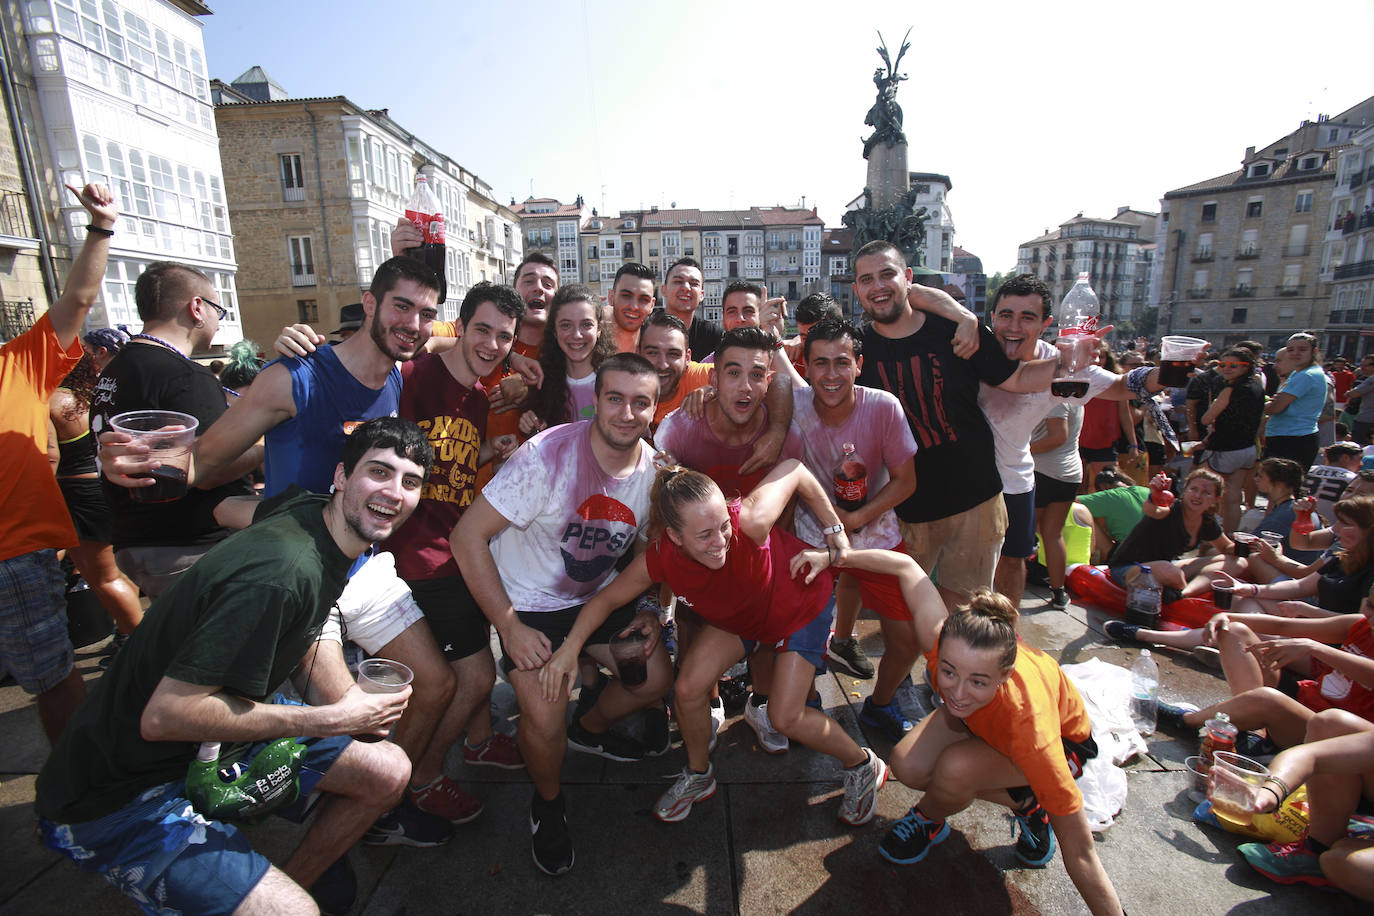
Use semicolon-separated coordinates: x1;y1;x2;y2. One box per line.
0;549;73;693
38;722;349;915
742;594;836;673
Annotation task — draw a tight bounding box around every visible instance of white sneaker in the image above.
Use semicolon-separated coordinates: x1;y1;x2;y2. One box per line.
654;765;717;823
839;747;888;826
743;695;789;754
708;697;725;752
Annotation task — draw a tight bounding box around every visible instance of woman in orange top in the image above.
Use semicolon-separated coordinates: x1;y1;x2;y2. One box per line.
878;589;1124;916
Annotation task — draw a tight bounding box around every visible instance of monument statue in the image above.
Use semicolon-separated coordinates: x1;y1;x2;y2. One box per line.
849;28;927;270
862;29;911;160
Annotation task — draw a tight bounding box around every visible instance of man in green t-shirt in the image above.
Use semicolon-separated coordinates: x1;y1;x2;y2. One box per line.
36;417;432;915
1076;468;1150;562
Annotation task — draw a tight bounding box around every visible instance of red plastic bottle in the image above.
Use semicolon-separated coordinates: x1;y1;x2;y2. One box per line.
1149;474;1175;508
833;442;867;511
403;175;447;302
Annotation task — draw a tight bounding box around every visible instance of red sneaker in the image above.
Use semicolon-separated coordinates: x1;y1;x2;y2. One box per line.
408;776;482;824
463;733;525;770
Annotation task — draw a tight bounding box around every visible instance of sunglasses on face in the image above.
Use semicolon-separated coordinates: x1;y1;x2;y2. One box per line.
1218;361;1251;369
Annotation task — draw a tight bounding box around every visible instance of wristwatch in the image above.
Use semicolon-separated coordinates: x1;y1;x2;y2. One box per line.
821;523;844;536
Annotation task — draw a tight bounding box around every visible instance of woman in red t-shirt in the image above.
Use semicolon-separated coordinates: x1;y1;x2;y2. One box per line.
537;459;944;828
874;590;1124;916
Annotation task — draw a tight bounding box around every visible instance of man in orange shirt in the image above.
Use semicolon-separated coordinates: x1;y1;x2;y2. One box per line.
639;312;710;433
0;183;115;742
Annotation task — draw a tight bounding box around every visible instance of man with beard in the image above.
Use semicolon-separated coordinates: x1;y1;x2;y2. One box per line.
38;418;431;915
638;311;711;433
99;257;460;848
452;354;673;877
851;242;1062;614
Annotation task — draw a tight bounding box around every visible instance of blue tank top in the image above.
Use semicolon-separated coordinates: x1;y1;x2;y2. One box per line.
262;346;402;497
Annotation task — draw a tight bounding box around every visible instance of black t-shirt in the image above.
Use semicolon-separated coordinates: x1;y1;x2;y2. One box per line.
1185;368;1225;409
89;341;251;549
36;490;351;823
1112;508;1224;566
858;315;1018;522
687;317;724;361
1208;376;1266;451
1316;556;1374;613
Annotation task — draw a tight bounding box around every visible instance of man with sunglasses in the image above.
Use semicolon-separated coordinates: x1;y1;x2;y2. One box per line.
89;262;259;599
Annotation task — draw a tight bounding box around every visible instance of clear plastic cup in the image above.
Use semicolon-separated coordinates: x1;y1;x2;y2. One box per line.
1158;336;1208;388
354;658;413;742
1183;755;1210;803
1232;532;1256;558
1207;751;1268;825
1259;531;1284;552
1211;580;1234;610
109;410;198;502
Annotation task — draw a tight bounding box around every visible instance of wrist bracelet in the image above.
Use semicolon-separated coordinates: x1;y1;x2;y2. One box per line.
86;224;114;237
1265;775;1291;801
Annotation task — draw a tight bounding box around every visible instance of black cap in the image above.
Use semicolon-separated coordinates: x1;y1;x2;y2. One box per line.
332;303;364;334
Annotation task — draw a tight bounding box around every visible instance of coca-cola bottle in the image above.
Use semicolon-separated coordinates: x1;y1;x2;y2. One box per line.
404;174;447;303
833;442;868;511
1052;272;1099;398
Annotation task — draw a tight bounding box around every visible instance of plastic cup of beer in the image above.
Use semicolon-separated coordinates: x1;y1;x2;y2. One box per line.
609;629;649;687
1158;336;1208;388
1232;532;1255;558
1259;531;1284;552
355;658;414;742
109;410;198;503
1207;751;1268;825
1211;579;1234;609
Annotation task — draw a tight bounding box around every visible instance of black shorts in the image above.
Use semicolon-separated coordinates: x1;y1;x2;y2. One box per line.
1078;445;1117;464
406;576;490;661
1033;472;1080;508
498;601;637;675
57;476;113;543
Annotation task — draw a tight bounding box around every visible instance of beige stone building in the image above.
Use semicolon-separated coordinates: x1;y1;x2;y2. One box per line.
1016;208;1157;327
1158;95;1374;350
213;68;521;346
0;82;47;340
511;196;587;284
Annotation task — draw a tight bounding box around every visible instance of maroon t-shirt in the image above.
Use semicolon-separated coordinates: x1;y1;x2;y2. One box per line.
385;353;489;579
644;503;832;643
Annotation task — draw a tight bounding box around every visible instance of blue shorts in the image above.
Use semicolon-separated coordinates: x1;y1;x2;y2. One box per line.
1001;489;1038;559
742;594;835;673
0;549;74;693
38;726;350;916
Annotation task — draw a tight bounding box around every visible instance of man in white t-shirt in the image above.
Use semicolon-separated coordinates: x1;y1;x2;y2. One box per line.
452;354;671;877
1304;441;1361;522
790;318;945;743
976;275;1157;606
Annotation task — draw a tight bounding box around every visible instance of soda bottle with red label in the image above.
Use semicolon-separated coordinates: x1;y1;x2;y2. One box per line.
404;174;446;303
833;442;867;512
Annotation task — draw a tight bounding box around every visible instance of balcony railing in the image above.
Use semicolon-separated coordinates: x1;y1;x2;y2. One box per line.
1276;284;1305;297
0;298;35;342
282;185;305;202
1334;259;1374;281
1236;247;1261;260
0;191;33;238
291;270;316;287
1192;250;1213;262
1229;285;1255;298
1187;288;1211;299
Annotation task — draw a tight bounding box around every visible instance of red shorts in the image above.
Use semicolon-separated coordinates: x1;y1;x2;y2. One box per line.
839;545;913;622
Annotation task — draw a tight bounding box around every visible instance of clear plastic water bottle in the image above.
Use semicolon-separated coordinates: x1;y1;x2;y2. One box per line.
1125;563;1162;627
1130;649;1159;736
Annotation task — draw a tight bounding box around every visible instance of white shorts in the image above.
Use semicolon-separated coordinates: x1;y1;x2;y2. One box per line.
319;551;424;654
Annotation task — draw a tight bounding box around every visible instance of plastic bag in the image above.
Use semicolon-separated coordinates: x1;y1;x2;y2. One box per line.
1062;657;1150;831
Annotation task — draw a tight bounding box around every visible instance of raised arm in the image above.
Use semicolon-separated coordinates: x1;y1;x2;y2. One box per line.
738;371;796;477
908;284;979;358
48;183;117;346
741;458;848;557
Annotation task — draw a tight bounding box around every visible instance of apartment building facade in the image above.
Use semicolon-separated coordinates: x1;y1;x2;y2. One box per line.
512;195;586;284
1016;208;1157;326
213;69;520;346
1157;96;1374;350
4;0;241;350
1322;122;1374;357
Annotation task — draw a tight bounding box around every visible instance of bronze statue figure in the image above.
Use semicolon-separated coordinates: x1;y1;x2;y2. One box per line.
862;28;911;159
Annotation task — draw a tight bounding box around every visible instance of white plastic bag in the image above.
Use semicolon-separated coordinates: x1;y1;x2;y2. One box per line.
1062;657;1148;832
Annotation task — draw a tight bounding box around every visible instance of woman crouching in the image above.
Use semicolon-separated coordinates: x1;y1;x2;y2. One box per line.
880;590;1124;916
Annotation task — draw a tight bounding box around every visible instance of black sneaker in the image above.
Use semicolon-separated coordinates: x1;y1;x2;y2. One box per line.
362;798;454;847
827;636;875;679
1011;802;1056;867
98;631;129;672
1103;619;1140;643
1049;588;1070;610
1157;699;1200;732
1235;730;1280;759
530;792;574;876
567;719;644;762
643;705;671;757
878;806;950;865
308;854;357;916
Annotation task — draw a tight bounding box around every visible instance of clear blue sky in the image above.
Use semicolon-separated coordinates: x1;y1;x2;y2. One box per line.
202;0;1374;273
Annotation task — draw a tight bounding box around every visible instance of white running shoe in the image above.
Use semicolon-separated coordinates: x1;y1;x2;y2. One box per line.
708;696;725;752
743;695;789;754
654;765;718;823
839;747;888;826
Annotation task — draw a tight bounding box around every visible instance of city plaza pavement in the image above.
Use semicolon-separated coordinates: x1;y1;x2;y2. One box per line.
0;582;1366;916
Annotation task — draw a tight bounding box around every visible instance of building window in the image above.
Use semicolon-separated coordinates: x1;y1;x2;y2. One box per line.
281;154;304;201
288;235;315;286
1231;307;1247;324
1247;163;1270;178
1201;203;1217;222
1295;191;1313;213
1299;156;1319;171
297;299;318;323
1246;199;1263;219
